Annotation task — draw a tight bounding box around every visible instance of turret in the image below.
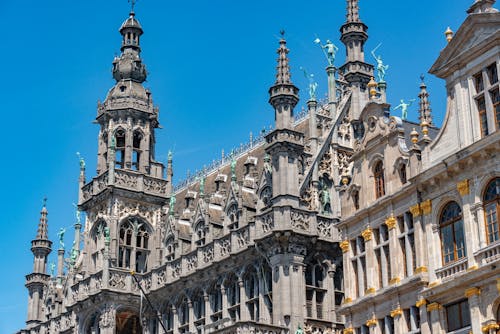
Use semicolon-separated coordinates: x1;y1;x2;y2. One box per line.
25;200;52;328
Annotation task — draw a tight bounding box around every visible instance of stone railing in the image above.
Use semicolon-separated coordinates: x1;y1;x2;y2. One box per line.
97;97;157;116
81;169;169;202
435;257;468;281
208;321;289;334
474;241;500;265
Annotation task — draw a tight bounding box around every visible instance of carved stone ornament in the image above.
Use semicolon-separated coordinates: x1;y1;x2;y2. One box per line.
261;214;274;233
420;199;432;215
317;218;332;238
366;317;377;327
409;203;422;217
361;227;372;241
415;298;427;308
390;307;403;318
385;214;397;230
340;240;349;253
99;305;116;328
291;210;310;230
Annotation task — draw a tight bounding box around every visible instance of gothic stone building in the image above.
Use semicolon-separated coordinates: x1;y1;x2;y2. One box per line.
20;1;500;334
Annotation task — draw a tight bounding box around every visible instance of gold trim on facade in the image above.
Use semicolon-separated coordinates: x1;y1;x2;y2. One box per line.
415;298;427;308
410;203;422;216
344;297;353;304
420;200;432;215
361;227;373;241
427;302;441;312
385;214;397;230
390;307;403;318
415;266;428;273
340;240;350;253
464;286;481;298
343;328;354;334
428;281;440;287
365;287;376;294
389;277;400;285
365;318;377;327
482;323;500;332
457;179;470;196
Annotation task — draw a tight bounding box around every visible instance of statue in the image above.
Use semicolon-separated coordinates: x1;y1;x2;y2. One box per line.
320;182;331;214
263;154;272;174
168;150;173;161
49;262;56;276
104;226;111;244
393;99;416;120
200;177;206;195
57;228;66;249
73;203;81;224
110;136;116;151
314;38;338;66
300;67;318;100
169;196;176;215
70;241;79;264
371;43;389;82
231;158;237;180
76;152;85;170
295;325;304;334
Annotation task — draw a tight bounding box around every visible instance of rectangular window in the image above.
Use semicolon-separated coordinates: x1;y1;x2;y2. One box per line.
490;88;500;130
476;96;488;137
446;300;471;331
487;63;498;84
474;72;484;92
399;237;407;278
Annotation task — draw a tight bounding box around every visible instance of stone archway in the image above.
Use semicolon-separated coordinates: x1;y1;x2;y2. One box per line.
116;310;142;334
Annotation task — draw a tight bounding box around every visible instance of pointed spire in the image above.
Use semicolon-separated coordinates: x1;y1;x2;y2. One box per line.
36;198;49;240
418;75;433;127
166;150;173;195
346;0;360;23
269;31;299;129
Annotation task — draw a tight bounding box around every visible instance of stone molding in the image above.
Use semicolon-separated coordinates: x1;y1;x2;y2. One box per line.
464;286;481;298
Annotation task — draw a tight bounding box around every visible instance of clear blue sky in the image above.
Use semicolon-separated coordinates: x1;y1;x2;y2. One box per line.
0;0;474;332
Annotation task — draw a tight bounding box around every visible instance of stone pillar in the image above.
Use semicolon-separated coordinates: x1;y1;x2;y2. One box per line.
258;265;271;323
221;285;229;320
99;305;116;334
420;200;439;283
416;299;431;334
188;299;195;333
172;306;179;334
362;227;376;294
471;204;487;250
410;204;428;274
326;66;337;116
465;287;482;334
238;278;249;321
390;307;403;333
385;215;401;285
325;265;336;322
426;303;442;334
340;240;353;301
204;292;212;326
125;117;133;168
458;179;478;269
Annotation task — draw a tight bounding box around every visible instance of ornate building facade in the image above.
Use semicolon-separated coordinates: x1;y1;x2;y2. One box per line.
20;1;500;334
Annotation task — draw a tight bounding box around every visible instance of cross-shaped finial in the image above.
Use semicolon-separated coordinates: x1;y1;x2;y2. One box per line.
280;29;285;37
128;0;137;12
42;196;47;208
420;74;425;83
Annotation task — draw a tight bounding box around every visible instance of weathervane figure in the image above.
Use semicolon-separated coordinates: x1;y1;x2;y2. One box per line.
371;43;389;82
314;38;338;67
394;99;416;120
128;0;138;12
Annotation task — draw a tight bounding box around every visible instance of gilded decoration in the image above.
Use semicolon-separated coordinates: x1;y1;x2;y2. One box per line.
464;287;481;298
415;298;427;308
344;297;353;304
340;240;350;253
427;302;441;312
420;200;432;215
482;323;500;332
365;287;376;294
389;277;400;285
410;204;422;217
385;214;397;230
343;328;354;334
361;227;373;241
366;318;377;327
415;266;428;274
390;307;403;318
457;179;470;196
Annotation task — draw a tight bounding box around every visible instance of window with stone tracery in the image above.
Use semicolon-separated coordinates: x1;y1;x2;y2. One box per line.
305;264;326;319
194;221;206;246
440;202;466;265
115;129;126;169
91;220;107;271
483;177;499;244
118;218;150;272
132;131;142;171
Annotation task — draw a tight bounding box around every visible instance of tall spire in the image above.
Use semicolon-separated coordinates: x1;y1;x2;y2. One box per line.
346;0;360;22
418;76;433;127
268;33;299;129
35;199;49;240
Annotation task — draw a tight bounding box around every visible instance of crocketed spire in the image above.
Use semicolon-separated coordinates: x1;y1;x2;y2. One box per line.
346;0;361;22
36;199;49;240
274;36;292;85
418;76;433;127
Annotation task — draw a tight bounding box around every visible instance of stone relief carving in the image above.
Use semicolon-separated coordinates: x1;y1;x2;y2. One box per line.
261;214;274;233
236;228;250;248
337;116;351;141
99;305;116;328
219;238;231;257
317;218;332;238
291;210;309;231
109;272;126;289
171;260;181;278
319;151;332;177
202;245;214;263
186;254;198;271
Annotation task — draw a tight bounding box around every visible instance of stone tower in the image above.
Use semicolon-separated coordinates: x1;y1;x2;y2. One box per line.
25;202;52;328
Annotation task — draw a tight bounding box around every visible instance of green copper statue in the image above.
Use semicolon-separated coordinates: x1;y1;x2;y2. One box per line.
104;226;111;244
200;177;206;195
394;99;416;120
57;228;66;250
231;158;237;180
300;67;318;100
168;150;173;161
295;325;304;334
371;44;389;82
169;196;176;215
320;182;331;214
315;38;338;66
76;152;85;170
70;241;79;264
49;262;56;276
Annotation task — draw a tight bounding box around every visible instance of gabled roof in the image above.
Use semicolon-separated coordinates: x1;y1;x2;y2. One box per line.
429;12;500;78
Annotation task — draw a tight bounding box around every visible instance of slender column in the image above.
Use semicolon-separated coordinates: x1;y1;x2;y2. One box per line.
188;299;195;333
416;299;431;334
221;285;229;320
427;303;442;334
326;66;337;115
125;117;133;168
385;215;401;285
325;266;336;322
458;180;478;268
238;278;249;321
204;292;212;326
340;241;353;301
362;228;376;294
172;306;179;334
410;205;428;274
465;287;482;334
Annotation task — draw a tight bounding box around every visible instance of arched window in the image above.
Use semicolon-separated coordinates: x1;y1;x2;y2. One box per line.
194;221;206;246
115;129;126;169
374;161;385;199
399;163;407;184
132;131;142;171
165;237;175;261
440;202;466;264
227;204;239;230
118;218;150;272
305;264;325;319
484;178;500;244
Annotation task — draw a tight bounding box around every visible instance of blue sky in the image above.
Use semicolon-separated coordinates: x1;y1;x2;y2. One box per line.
0;0;474;332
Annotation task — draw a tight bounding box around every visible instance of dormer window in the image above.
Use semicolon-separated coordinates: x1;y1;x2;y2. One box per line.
473;63;499;137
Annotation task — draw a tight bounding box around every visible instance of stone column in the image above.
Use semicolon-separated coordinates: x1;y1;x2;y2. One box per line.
172;306;179;334
426;303;442;334
340;240;353;301
390;307;403;333
410;204;428;275
125;117;133;168
238;278;249;321
421;200;439;283
204;292;212;326
258;265;271;323
325;265;336;322
471;204;487;250
416;298;431;334
458;179;478;269
362;227;376;294
188;299;195;333
385;215;401;285
221;285;229;320
465;287;482;334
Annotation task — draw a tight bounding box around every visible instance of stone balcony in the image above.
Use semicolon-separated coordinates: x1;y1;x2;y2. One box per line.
474;240;500;265
435;257;468;281
81;169;169;203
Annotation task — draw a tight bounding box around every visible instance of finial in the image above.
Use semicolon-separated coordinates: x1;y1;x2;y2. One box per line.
76;152;86;170
280;29;285;38
42;196;47;208
420;74;425;83
128;0;137;13
368;77;378;99
444;27;454;42
168;150;173;161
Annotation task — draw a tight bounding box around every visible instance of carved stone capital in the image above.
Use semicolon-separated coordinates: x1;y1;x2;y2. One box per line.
385;214;397;230
465;286;481;298
420;200;432;215
340;240;350;253
343;328;354;334
415;298;427;308
390;307;403;318
361;227;372;241
366;317;377;327
415;266;428;274
365;287;376;294
457;179;470;196
409;204;422;217
427;302;441;312
389;277;400;285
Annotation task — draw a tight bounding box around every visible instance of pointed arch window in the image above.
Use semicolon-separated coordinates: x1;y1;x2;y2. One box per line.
194;221;206;246
115;129;126;169
132;131;142;171
484;178;500;244
165;236;175;261
440;202;466;264
227;204;239;230
118;218;150;272
374;161;385;199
